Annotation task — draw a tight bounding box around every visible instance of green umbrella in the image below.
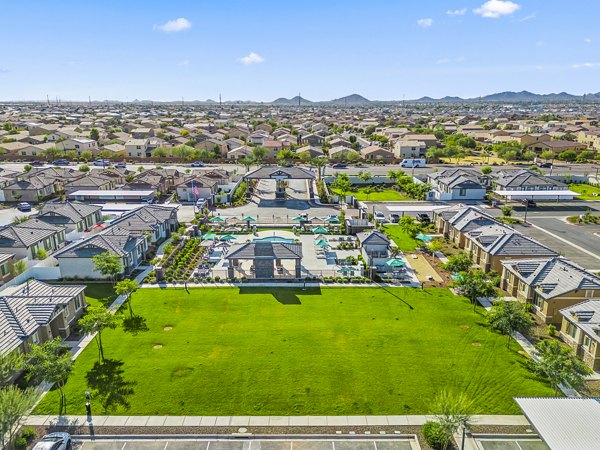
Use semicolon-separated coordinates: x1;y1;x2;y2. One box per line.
313;226;328;233
315;239;329;248
324;216;340;223
386;258;406;267
292;216;307;222
202;233;217;240
209;216;224;222
242;216;257;222
416;233;433;242
220;234;237;241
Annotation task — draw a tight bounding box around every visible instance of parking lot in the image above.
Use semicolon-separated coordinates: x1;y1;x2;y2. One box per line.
475;436;548;450
74;438;418;450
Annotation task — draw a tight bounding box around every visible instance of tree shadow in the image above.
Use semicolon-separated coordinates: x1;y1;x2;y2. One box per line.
376;284;414;310
85;359;136;414
238;286;322;305
122;314;149;335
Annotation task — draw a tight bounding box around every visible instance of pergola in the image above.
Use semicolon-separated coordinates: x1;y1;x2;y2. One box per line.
245;166;315;199
226;241;303;279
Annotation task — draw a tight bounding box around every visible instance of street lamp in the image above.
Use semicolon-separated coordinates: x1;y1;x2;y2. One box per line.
461;425;470;450
85;390;92;418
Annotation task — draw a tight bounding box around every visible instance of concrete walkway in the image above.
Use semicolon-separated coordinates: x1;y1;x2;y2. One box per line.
24;414;530;428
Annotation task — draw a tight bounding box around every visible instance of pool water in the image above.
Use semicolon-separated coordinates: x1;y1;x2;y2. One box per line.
254;236;294;244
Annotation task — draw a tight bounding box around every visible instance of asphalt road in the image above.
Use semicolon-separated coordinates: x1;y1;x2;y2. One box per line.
75;438;414;450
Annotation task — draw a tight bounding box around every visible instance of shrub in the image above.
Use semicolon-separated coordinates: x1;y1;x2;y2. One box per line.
14;437;28;449
422;421;450;449
20;427;36;441
547;324;557;337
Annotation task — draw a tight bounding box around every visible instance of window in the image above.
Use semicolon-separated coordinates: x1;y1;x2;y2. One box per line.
32;332;39;345
566;322;577;339
459;188;466;196
75;144;80;149
1;263;8;276
75;295;81;310
583;334;592;349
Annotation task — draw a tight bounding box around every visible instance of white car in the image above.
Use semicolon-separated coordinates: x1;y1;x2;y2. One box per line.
374;211;386;222
93;159;110;166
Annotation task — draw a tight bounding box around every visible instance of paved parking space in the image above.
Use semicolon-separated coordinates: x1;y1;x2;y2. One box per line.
77;439;417;450
475;437;548;450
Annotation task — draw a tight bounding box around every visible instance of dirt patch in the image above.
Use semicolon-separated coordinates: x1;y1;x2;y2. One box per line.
460;325;470;330
153;344;163;349
408;253;444;286
472;342;481;347
164;326;173;331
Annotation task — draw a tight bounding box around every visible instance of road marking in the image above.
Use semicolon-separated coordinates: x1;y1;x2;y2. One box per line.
528;222;600;262
163;442;169;450
121;444;127;450
206;441;210;450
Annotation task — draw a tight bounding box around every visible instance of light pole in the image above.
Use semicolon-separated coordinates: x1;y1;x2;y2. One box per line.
461;425;469;450
524;200;529;223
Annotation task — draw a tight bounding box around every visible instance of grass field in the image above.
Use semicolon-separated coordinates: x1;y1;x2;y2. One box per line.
34;287;554;416
569;183;600;200
383;225;420;251
331;187;409;201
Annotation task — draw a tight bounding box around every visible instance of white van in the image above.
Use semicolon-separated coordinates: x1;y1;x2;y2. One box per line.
400;158;426;168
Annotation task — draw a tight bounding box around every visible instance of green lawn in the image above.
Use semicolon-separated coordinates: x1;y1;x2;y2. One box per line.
331;187;409;201
34;287;554;416
383;225;420;251
569;183;600;200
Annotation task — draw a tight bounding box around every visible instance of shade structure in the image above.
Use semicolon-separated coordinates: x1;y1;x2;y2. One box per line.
219;234;237;241
416;233;433;242
324;216;340;223
313;226;328;233
292;216;307;222
242;216;257;222
209;216;224;222
386;258;406;267
202;233;217;240
315;239;329;248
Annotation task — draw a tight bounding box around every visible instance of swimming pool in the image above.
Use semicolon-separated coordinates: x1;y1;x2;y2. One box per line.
253;236;294;244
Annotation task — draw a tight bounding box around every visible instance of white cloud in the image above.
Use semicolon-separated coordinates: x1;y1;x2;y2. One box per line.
155;17;192;33
447;8;467;16
584;37;592;43
417;18;434;28
0;68;8;74
517;12;537;22
474;0;521;18
239;52;265;65
572;62;600;69
178;60;190;66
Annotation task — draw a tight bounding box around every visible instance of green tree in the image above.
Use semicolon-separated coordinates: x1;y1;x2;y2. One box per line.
11;260;26;276
311;157;327;181
92;251;122;284
26;338;73;413
523;150;537;162
486;300;533;348
443;252;472;273
171;144;194;159
500;149;517;163
529;339;592;395
540;150;555;162
398;215;422;237
89;127;100;141
252;146;267;164
79;164;90;172
79;305;120;362
431;390;474;450
115;279;139;317
80;150;93;162
346;151;360;163
428;238;444;257
557;149;577;162
358;170;373;185
0;352;24;388
0;386;39;449
452;269;499;311
239;156;255;173
481;166;492;175
501;205;513;218
180;129;190;137
276;148;295;165
43;146;63;159
331;173;351;202
151;147;168;158
23;164;32;172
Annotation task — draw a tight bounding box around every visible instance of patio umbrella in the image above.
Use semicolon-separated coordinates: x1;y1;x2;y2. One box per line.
220;234;237;241
386;258;406;267
292;216;307;222
315;239;330;248
242;216;257;222
313;226;328;233
202;233;217;240
416;233;433;242
324;216;340;223
209;216;224;223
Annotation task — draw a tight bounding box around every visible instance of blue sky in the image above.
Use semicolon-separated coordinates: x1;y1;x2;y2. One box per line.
0;0;598;101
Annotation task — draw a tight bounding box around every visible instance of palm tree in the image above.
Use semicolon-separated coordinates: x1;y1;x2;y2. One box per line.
311;157;327;181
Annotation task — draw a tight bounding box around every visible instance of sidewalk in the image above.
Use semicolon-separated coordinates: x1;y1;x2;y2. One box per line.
24;414;530;428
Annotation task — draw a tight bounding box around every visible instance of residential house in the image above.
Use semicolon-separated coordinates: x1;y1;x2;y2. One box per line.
301;133;324;147
176;175;218;203
428;169;487;201
0;219;66;260
329;146;359;161
492;169;575;201
502;257;600;324
402;134;438;148
125;138;150;157
131;127;154;138
58;137;99;155
527;140;588;154
108;205;179;243
393;140;427;159
0;253;16;286
357;231;391;271
55;226;148;279
360;145;394;162
434;205;498;248
37;202;103;241
64;174;115;195
559;300;600;371
0;280;87;356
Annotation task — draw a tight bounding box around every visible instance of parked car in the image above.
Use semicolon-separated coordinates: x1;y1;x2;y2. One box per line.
51;159;69;166
114;161;127;168
389;213;400;223
31;160;43;166
190;161;204;167
520;198;537;207
32;432;72;450
374;211;386;222
93;159;111;166
537;162;552;168
417;213;431;223
17;202;32;212
331;163;347;169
